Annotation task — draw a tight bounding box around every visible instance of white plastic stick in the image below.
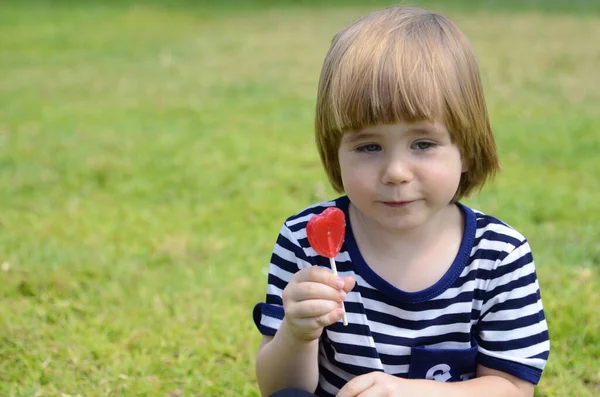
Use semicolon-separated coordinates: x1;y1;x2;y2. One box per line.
329;257;348;326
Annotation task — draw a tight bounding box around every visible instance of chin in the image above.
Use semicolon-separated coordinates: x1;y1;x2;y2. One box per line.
376;216;424;232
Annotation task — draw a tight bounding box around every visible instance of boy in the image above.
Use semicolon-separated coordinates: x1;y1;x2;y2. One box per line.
253;6;550;397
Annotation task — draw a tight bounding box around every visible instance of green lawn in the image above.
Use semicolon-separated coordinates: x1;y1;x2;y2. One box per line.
0;1;598;396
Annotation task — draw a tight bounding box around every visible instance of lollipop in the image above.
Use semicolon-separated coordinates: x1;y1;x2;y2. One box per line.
306;207;348;326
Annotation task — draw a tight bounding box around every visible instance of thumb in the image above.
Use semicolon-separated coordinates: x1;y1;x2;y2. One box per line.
341;276;356;293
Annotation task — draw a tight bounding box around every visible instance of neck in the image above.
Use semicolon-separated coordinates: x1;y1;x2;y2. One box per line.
349;202;459;256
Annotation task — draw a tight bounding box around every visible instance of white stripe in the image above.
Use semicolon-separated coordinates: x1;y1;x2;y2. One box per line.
362;297;473;322
479;340;549;370
475;239;512;254
494;257;535;278
320;352;354;381
349;274;376;290
332;352;383;370
481;283;539;315
425;341;473;349
272;243;312;270
318;376;341;396
474;221;525;242
482;301;543;323
382;363;410;375
433;279;477;299
326;330;376;348
286;201;336;227
481;320;547;342
368;320;470;339
260;314;281;330
268;260;297;282
370;342;411;357
266;284;283;297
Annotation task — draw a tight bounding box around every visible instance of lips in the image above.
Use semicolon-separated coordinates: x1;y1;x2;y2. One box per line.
381;200;416;207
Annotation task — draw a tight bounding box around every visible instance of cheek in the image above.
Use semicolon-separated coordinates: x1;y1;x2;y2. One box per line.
418;153;462;184
339;157;372;192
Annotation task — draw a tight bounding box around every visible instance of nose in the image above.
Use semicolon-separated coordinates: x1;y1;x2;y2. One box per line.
380;156;413;185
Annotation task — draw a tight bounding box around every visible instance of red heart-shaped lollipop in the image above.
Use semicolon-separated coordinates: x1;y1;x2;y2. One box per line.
306;207;346;258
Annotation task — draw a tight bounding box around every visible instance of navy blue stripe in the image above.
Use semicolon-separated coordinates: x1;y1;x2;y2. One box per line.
341;301;366;314
480;311;544;331
474;250;532;282
252;302;283;335
364;309;472;331
359;287;476;311
377;353;411;366
265;293;283;306
531;350;550;360
371;331;472;351
486;293;540;314
288;202;335;225
275;233;310;263
267;273;288;292
325;341;380;358
475;214;512;230
314;384;334;397
477;354;542;384
326;320;371;336
473;287;486;302
271;253;301;274
318;361;347;389
478;330;549;352
486;272;537;299
322;343;377;376
473;229;523;248
470;249;506;263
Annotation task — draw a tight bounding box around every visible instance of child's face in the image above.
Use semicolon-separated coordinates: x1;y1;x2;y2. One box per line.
338;121;464;233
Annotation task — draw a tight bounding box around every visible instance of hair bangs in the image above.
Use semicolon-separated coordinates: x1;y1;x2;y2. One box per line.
321;25;460;137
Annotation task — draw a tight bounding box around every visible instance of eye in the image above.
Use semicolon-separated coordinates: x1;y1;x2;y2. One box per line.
412;141;436;151
355;143;382;153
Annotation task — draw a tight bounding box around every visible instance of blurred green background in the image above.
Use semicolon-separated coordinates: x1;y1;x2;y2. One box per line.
0;0;598;396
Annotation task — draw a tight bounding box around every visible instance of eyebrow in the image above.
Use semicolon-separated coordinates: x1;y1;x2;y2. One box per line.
341;131;380;144
342;125;441;144
408;127;439;136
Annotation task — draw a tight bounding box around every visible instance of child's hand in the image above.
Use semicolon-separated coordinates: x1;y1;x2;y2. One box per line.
337;372;431;397
282;266;354;342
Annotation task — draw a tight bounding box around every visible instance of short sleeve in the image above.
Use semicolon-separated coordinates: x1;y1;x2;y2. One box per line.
253;222;314;335
476;240;550;384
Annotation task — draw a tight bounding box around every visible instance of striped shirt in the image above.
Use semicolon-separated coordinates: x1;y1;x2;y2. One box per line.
253;196;550;396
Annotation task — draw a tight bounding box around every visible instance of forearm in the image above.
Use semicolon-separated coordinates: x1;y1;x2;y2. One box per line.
255;320;320;396
417;375;531;397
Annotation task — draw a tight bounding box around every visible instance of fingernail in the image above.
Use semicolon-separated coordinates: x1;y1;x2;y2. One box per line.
336;279;344;288
339;290;347;300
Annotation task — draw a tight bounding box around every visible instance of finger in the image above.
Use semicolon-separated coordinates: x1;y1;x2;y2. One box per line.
287;299;340;319
294;266;345;289
293;281;347;302
313;306;345;328
341;276;356;293
288;306;344;331
356;385;387;397
337;373;377;397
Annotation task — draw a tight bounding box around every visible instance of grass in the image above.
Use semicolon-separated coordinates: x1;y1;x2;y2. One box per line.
0;0;598;396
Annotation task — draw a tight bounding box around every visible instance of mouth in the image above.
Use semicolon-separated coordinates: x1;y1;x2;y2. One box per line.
381;200;417;208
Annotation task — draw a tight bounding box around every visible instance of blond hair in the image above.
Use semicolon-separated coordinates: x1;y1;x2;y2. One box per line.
315;6;499;201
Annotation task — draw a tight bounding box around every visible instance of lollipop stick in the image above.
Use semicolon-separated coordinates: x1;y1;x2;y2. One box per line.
329;257;348;326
